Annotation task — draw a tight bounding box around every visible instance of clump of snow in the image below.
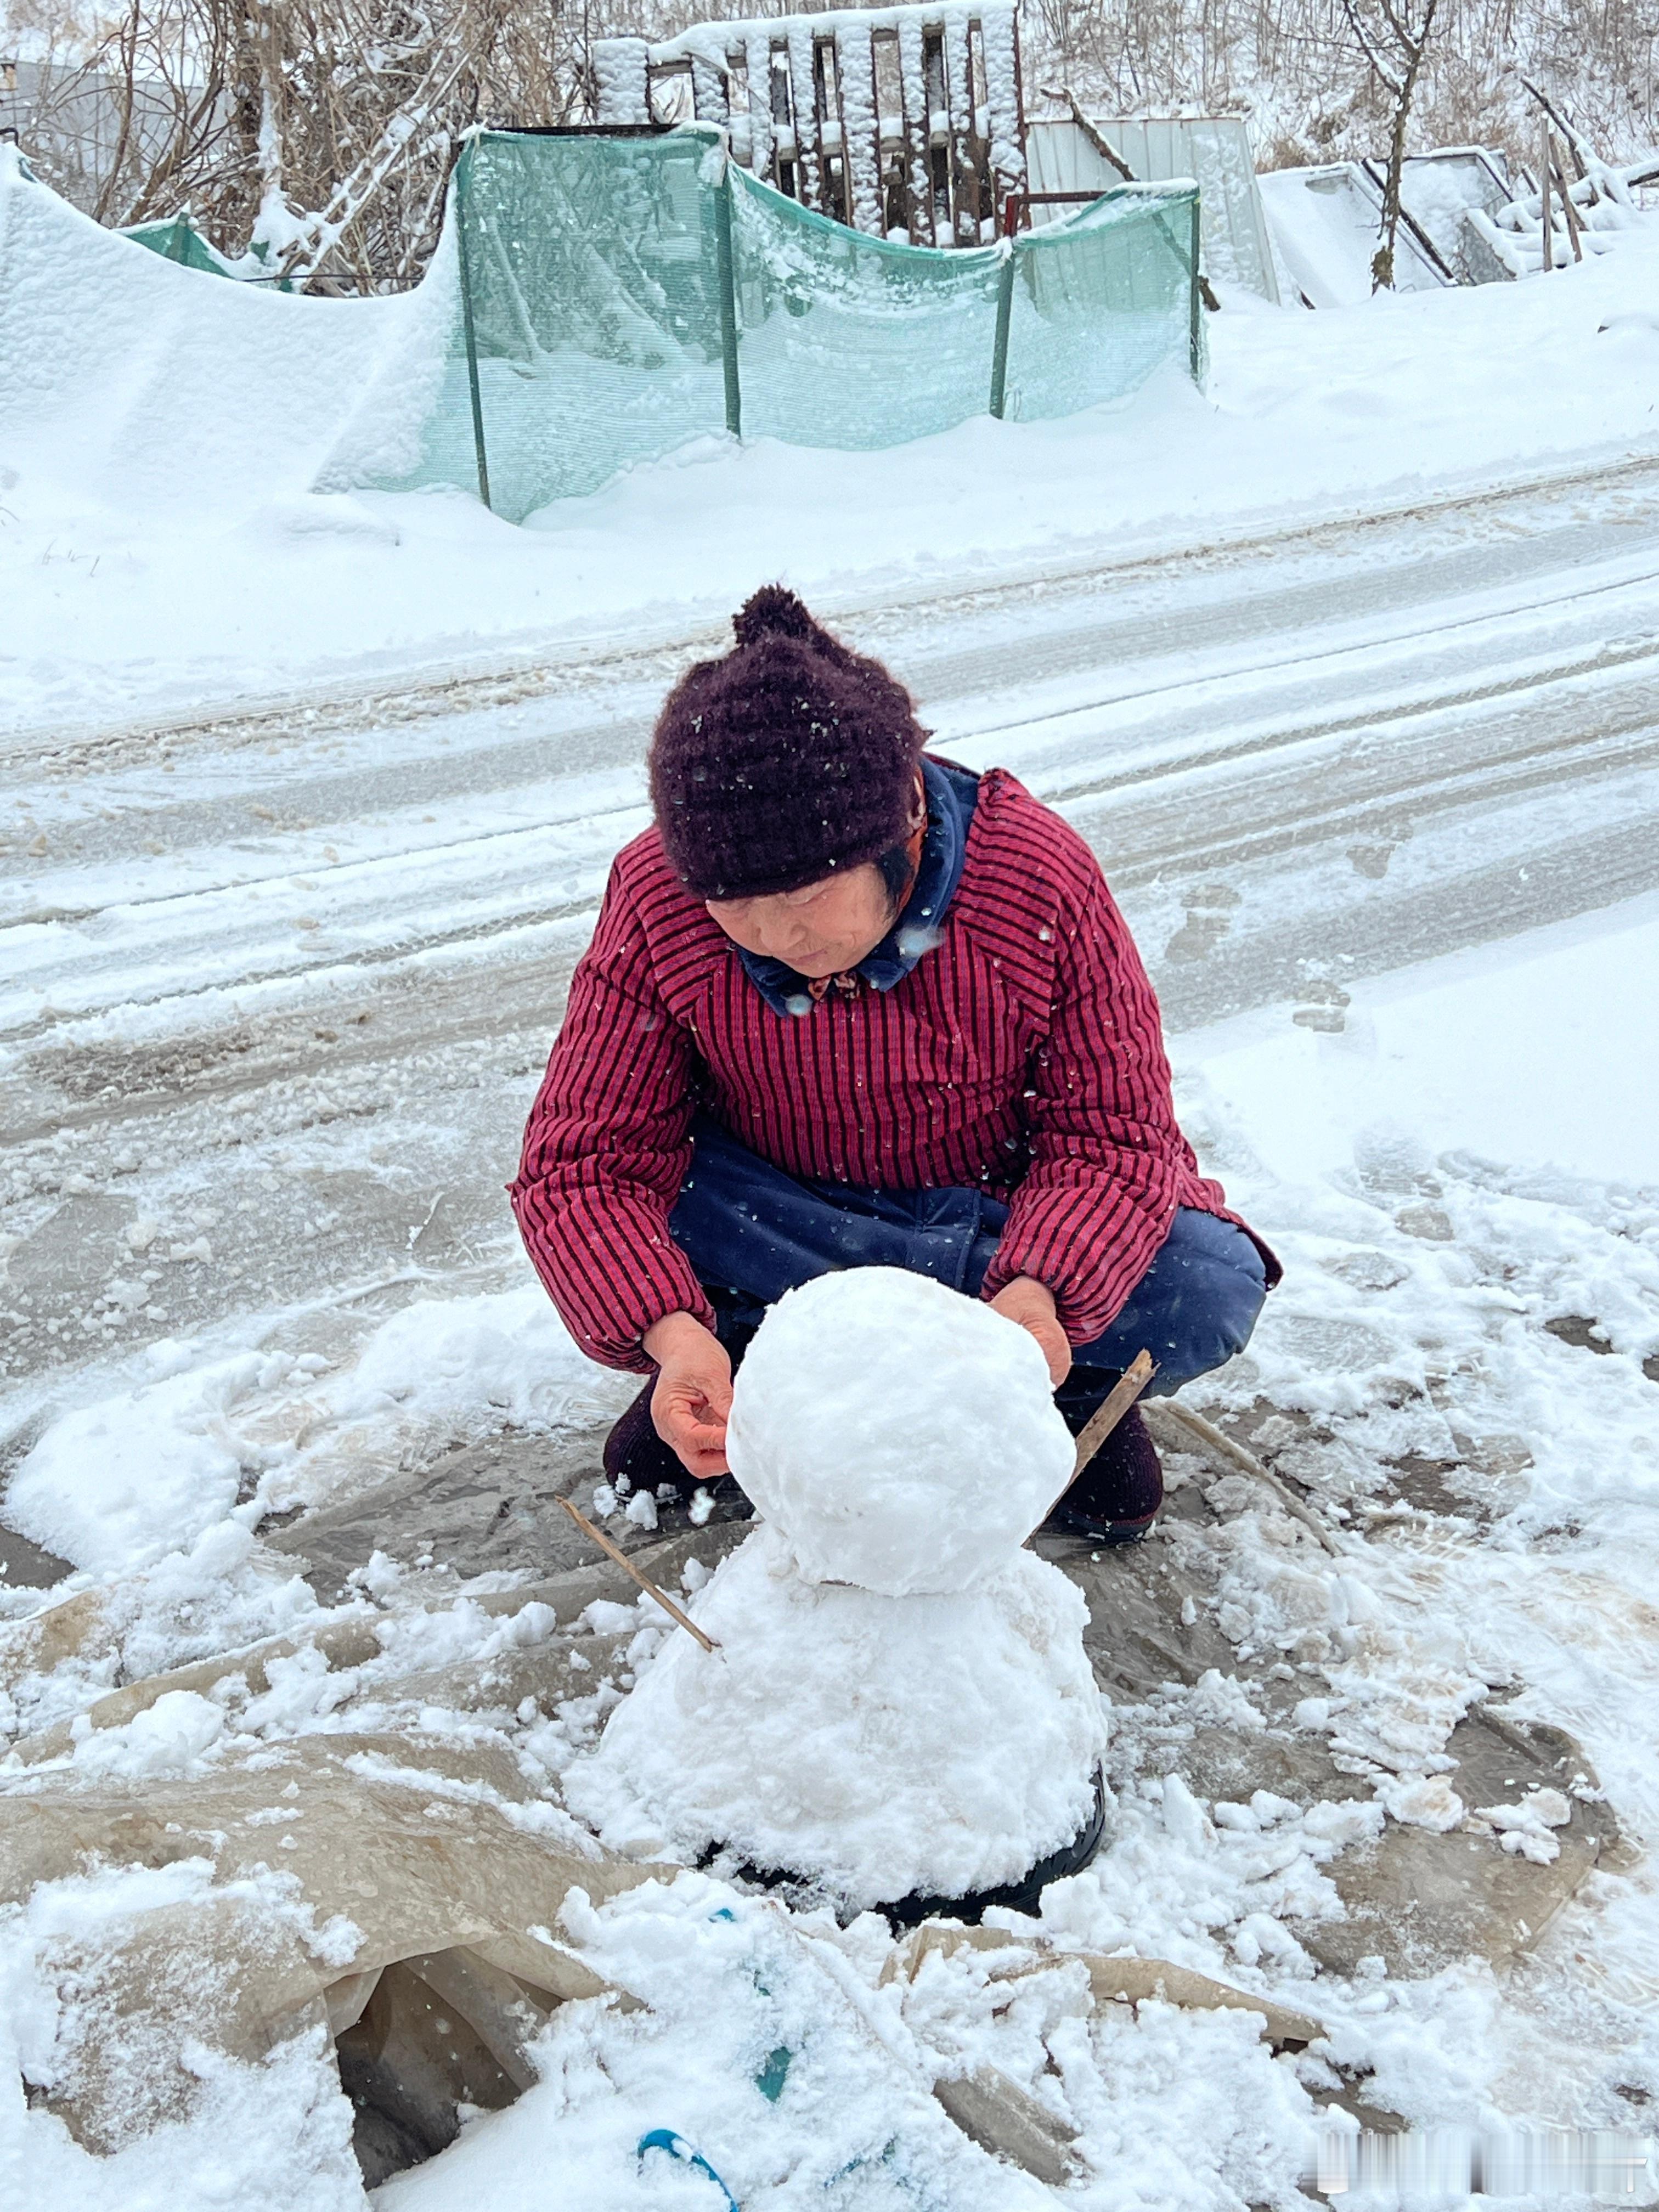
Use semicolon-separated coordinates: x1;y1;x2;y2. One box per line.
338;1284;623;1434
3;1349;278;1575
589;36;650;126
564;1520;1105;1907
725;1267;1073;1595
1470;1786;1573;1863
1373;1771;1465;1832
977;2;1025;193
70;1687;226;1778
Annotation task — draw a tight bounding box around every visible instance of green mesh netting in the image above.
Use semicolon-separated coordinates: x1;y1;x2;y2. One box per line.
1001;185;1206;421
122;214;236;275
388;127;1201;525
727;167;1005;448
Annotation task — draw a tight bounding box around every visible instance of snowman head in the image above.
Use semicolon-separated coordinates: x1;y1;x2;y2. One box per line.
724;1267;1075;1596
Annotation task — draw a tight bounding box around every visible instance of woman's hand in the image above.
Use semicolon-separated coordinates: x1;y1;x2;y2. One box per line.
642;1311;733;1479
988;1275;1073;1385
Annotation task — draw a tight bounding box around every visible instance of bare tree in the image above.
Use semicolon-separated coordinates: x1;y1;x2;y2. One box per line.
1012;0;1657;185
8;0;1659;290
1340;0;1443;286
8;0;592;287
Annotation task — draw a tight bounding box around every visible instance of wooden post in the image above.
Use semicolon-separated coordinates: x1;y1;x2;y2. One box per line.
988;244;1015;417
897;14;931;242
1539;123;1554;271
830;29;852;229
922;25;947;240
835;24;882;234
812;35;838;217
1188;195;1204;381
945;13;978;243
1552;133;1584;262
786;25;821;208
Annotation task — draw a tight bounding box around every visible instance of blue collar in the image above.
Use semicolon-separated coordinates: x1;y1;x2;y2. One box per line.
736;757;980;1018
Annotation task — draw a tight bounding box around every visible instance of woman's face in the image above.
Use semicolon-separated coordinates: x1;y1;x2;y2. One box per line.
706;861;896;979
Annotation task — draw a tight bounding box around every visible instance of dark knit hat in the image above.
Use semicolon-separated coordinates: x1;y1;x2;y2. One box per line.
650;584;927;901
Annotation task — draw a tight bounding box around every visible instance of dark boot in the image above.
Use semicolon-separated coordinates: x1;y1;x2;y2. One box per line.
601;1375;691;1496
1047;1403;1163;1543
601;1318;758;1503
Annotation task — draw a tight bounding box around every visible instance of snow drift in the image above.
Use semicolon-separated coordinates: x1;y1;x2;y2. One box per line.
0;144;455;520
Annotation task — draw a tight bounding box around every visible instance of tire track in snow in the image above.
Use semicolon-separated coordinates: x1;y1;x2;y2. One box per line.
7;643;1659;1134
8;462;1659;1397
9;571;1659;1051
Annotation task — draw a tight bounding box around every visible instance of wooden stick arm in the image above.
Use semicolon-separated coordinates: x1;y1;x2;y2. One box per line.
557;1496;721;1654
1068;1350;1155;1476
1026;1348;1155;1538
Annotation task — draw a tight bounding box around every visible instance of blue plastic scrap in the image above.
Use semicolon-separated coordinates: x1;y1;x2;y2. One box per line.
754;2045;792;2103
636;2128;742;2209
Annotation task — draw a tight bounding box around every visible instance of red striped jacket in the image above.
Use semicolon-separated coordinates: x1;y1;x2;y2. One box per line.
512;767;1246;1371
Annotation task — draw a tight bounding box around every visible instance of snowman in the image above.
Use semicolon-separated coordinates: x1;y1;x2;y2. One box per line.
566;1267;1109;1920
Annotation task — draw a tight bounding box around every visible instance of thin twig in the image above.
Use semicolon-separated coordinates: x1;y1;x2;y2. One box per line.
1339;0;1404;98
1148;1403;1345;1557
557;1496;721;1654
1517;74;1593;177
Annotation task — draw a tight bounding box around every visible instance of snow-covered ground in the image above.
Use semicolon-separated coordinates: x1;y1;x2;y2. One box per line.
7;165;1659;746
4;173;1659;2210
4;882;1657;2210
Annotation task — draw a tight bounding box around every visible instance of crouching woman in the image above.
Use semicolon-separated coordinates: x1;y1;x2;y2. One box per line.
510;587;1277;1541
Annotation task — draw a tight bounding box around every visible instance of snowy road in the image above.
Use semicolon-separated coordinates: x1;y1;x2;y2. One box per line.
6;452;1659;1430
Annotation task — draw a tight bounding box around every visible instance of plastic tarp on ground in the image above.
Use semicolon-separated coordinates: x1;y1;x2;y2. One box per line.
396;127;1204;523
1026;115;1279;303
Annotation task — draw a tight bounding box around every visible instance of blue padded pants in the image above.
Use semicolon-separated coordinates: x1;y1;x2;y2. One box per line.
668;1115;1267;1413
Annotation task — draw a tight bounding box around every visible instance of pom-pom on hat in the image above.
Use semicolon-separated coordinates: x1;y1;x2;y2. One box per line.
650;585;928;901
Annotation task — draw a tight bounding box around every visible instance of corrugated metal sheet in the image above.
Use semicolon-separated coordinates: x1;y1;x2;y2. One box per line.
1026;115;1279;303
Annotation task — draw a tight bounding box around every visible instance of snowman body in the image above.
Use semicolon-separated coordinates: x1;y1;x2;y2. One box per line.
565;1269;1108;1912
